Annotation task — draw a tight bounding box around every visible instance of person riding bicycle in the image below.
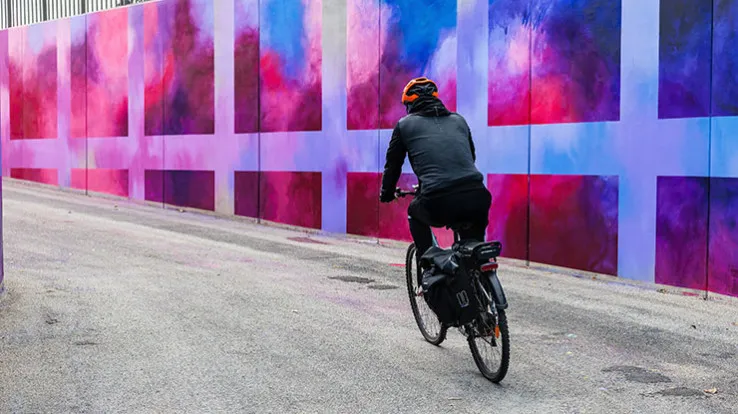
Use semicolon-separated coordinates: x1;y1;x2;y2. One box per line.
379;77;492;260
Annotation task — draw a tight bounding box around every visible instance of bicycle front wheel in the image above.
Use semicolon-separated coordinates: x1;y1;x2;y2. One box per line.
468;308;510;383
405;243;447;345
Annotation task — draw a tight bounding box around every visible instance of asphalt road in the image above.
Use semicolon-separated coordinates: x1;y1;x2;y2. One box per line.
1;180;737;413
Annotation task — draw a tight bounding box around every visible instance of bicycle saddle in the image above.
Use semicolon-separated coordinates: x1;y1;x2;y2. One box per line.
446;222;474;232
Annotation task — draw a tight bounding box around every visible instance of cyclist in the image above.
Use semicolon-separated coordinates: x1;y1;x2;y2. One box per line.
379;77;492;260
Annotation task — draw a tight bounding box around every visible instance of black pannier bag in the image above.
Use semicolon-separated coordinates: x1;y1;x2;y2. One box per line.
419;247;479;327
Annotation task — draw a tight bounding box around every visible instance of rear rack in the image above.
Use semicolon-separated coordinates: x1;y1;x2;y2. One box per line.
455;241;502;262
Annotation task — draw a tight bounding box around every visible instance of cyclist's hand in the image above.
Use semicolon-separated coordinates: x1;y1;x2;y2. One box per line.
379;189;396;203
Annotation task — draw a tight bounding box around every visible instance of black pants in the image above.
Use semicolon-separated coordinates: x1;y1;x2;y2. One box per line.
408;186;492;258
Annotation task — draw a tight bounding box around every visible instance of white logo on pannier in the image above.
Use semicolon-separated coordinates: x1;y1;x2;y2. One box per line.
456;290;470;308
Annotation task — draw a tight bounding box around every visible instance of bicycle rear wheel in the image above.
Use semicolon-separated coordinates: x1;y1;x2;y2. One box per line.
405;243;447;345
468;307;510;383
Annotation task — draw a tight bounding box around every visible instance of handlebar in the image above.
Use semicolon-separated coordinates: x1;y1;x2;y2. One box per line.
394;186;418;198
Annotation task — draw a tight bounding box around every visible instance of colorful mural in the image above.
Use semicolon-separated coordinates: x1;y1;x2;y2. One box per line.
529;174;619;275
655;176;709;291
1;0;737;299
0;171;3;291
71;9;129;138
144;0;215;135
712;0;738;117
257;0;322;132
8;22;58;140
658;0;712;119
488;0;621;126
234;0;259;133
347;0;457;129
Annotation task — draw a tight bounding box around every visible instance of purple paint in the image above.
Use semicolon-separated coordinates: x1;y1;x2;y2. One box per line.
658;0;712;118
234;171;259;218
234;171;322;229
145;170;215;211
655;176;708;290
708;177;738;296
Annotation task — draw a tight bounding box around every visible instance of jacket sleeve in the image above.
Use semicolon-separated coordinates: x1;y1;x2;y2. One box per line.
467;126;477;162
380;124;407;195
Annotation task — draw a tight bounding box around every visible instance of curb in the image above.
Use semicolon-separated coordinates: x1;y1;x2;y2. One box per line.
500;258;738;304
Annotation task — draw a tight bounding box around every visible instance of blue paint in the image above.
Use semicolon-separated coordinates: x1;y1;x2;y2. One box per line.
712;0;738;116
533;0;622;80
71;16;86;42
235;0;259;33
529;123;621;176
262;0;306;79
710;117;738;177
489;0;531;31
191;0;215;42
658;0;713;118
478;126;531;175
27;23;52;55
383;0;456;67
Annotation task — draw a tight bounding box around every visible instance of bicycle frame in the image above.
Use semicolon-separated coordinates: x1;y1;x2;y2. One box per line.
428;225;445;248
396;186;507;312
431;225;461;247
396;186;510;382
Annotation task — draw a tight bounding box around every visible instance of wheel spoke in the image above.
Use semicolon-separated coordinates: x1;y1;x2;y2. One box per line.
469;308;509;383
406;244;446;345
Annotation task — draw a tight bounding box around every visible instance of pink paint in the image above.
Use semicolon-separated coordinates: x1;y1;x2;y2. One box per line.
487;174;529;260
529;175;619;276
346;0;380;130
655;177;708;291
346;172;455;246
144;169;215;211
234;170;322;229
83;9;129;137
260;171;322;229
10;168;58;185
143;0;214;135
9;24;58;140
258;0;322;132
234;171;259;218
488;18;531;126
1;0;732;302
71;169;129;197
707;178;738;297
346;172;380;237
347;0;457;130
233;0;259;134
531;29;616;124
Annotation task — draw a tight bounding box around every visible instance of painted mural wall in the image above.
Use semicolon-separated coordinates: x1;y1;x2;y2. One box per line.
0;0;736;298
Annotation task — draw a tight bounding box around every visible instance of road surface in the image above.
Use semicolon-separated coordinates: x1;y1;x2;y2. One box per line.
1;180;737;413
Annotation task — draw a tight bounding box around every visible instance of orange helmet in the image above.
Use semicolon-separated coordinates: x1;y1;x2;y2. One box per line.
401;77;439;105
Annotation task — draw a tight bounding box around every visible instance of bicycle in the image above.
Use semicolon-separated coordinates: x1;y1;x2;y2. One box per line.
396;186;510;383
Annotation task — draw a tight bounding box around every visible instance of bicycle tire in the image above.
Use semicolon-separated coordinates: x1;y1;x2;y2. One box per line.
468;308;510;383
405;243;447;345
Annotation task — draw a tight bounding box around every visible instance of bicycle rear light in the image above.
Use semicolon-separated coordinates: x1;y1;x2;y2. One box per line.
480;262;498;272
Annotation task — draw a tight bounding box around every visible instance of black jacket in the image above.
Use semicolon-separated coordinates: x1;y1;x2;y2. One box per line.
380;107;484;199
